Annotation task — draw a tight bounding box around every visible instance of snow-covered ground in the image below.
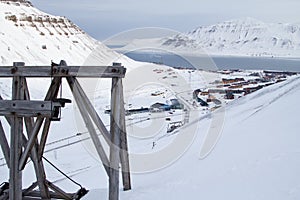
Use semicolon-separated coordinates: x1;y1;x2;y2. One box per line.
84;71;300;200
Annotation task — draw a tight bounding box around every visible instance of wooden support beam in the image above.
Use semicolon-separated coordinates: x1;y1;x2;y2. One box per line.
67;77;110;175
0;120;10;168
70;77;111;142
38;118;51;160
44;77;62;101
0;100;63;117
0;95;28;150
9;73;23;200
0;121;10;168
0;65;126;78
22;182;38;196
22;77;30;101
21;77;51;199
23;190;74;200
118;79;131;191
38;77;61;159
24;118;50;199
46;181;73;200
19;117;44;170
109;77;122;200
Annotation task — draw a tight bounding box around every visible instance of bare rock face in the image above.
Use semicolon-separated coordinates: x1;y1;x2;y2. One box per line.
0;0;33;7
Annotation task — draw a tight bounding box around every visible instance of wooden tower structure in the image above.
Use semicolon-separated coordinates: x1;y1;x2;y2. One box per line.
0;61;131;200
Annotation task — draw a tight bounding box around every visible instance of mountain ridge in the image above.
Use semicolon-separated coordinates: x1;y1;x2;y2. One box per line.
161;17;300;57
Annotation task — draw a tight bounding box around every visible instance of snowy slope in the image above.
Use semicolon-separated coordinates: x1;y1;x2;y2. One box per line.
0;0;135;66
159;18;300;57
82;73;300;200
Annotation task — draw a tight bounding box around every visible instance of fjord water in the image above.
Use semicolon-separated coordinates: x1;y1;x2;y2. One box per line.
124;51;300;72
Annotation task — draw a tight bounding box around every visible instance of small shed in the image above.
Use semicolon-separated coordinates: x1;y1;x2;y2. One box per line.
150;103;170;112
170;99;184;109
196;97;209;107
224;91;234;99
193;89;202;99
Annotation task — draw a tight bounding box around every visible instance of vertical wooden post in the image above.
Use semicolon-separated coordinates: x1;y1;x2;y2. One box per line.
9;62;24;200
118;78;131;191
10;112;23;200
109;77;122;200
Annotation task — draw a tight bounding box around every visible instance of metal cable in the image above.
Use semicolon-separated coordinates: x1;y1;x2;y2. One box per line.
42;156;83;188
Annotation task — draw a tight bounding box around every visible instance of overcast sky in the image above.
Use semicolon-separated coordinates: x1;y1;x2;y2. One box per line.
30;0;300;40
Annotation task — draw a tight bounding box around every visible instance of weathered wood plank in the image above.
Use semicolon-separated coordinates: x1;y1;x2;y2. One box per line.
9;75;23;200
22;182;38;195
67;76;110;175
0;65;126;78
46;181;73;200
10;115;23;200
0;120;10;168
37;76;61;160
44;77;62;101
38;118;51;160
23;98;50;200
70;77;111;142
23;130;50;198
118;79;131;191
19;117;44;170
23;190;74;200
0;100;62;117
109;77;122;200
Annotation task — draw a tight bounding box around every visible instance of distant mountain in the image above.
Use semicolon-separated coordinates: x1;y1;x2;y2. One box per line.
0;0;133;65
161;18;300;57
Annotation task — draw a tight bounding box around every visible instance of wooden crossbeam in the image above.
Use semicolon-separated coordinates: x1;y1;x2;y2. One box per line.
22;182;38;196
46;180;73;199
0;65;126;78
0;100;63;117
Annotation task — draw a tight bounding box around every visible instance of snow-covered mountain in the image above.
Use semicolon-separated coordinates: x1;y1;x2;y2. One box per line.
162;18;300;57
0;0;134;66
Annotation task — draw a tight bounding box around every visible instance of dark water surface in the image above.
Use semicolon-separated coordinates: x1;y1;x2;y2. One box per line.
123;51;300;72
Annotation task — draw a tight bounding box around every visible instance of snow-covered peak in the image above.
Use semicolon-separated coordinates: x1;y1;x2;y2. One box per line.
162;18;300;57
0;0;133;66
